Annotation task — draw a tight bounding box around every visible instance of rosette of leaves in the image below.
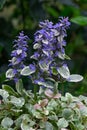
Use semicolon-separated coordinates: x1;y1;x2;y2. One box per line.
0;82;87;130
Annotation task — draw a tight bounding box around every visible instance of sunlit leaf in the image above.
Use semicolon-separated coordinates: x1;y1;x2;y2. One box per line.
65;93;73;103
71;16;87;26
57;118;68;128
21;122;30;130
0;89;9;100
10;96;25;107
1;117;13;128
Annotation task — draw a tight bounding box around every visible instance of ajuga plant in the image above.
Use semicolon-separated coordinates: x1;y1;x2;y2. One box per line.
0;17;87;130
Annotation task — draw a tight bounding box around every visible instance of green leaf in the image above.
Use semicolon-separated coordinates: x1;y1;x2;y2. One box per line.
65;93;73;103
57;65;70;79
21;66;35;76
6;69;15;79
80;107;87;117
69;122;77;130
10;96;25;107
25;104;34;113
15;115;24;128
1;117;13;128
16;79;23;95
48;115;58;121
0;89;9;101
64;54;71;60
79;95;87;101
2;84;18;96
20;114;35;129
52;67;58;75
47;99;58;111
75;123;84;130
57;118;68;128
71;16;87;26
45;122;53;130
0;0;6;9
67;74;83;82
36;80;54;89
62;108;73;120
21;122;30;130
33;111;42;119
39;121;45;128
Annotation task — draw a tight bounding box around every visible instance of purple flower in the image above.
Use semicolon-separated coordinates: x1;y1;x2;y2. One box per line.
39;20;53;29
29;64;36;71
8;31;29;81
34;78;44;84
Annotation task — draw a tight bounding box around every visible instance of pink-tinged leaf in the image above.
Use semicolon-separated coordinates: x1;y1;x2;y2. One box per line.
40;99;48;107
53;93;61;99
34;104;41;110
76;102;85;109
45;89;61;99
45;89;54;98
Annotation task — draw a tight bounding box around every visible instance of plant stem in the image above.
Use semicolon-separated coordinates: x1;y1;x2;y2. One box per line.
54;82;58;94
34;84;37;100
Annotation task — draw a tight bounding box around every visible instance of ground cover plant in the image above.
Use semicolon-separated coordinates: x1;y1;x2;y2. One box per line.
0;0;87;95
0;17;87;130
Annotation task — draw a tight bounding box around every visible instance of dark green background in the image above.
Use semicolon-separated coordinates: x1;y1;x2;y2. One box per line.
0;0;87;96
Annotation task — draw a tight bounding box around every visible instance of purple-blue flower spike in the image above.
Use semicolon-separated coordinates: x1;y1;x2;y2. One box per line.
31;17;70;84
9;31;29;82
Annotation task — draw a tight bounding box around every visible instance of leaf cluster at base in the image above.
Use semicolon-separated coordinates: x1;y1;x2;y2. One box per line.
0;83;87;130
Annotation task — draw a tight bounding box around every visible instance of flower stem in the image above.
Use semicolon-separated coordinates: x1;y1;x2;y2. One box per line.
34;84;37;100
54;82;58;94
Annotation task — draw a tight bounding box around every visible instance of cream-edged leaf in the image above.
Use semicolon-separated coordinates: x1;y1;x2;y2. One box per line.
57;65;70;79
21;66;35;76
6;69;14;78
1;117;13;128
67;74;83;82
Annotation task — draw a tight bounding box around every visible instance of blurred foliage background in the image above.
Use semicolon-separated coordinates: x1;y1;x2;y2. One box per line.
0;0;87;96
